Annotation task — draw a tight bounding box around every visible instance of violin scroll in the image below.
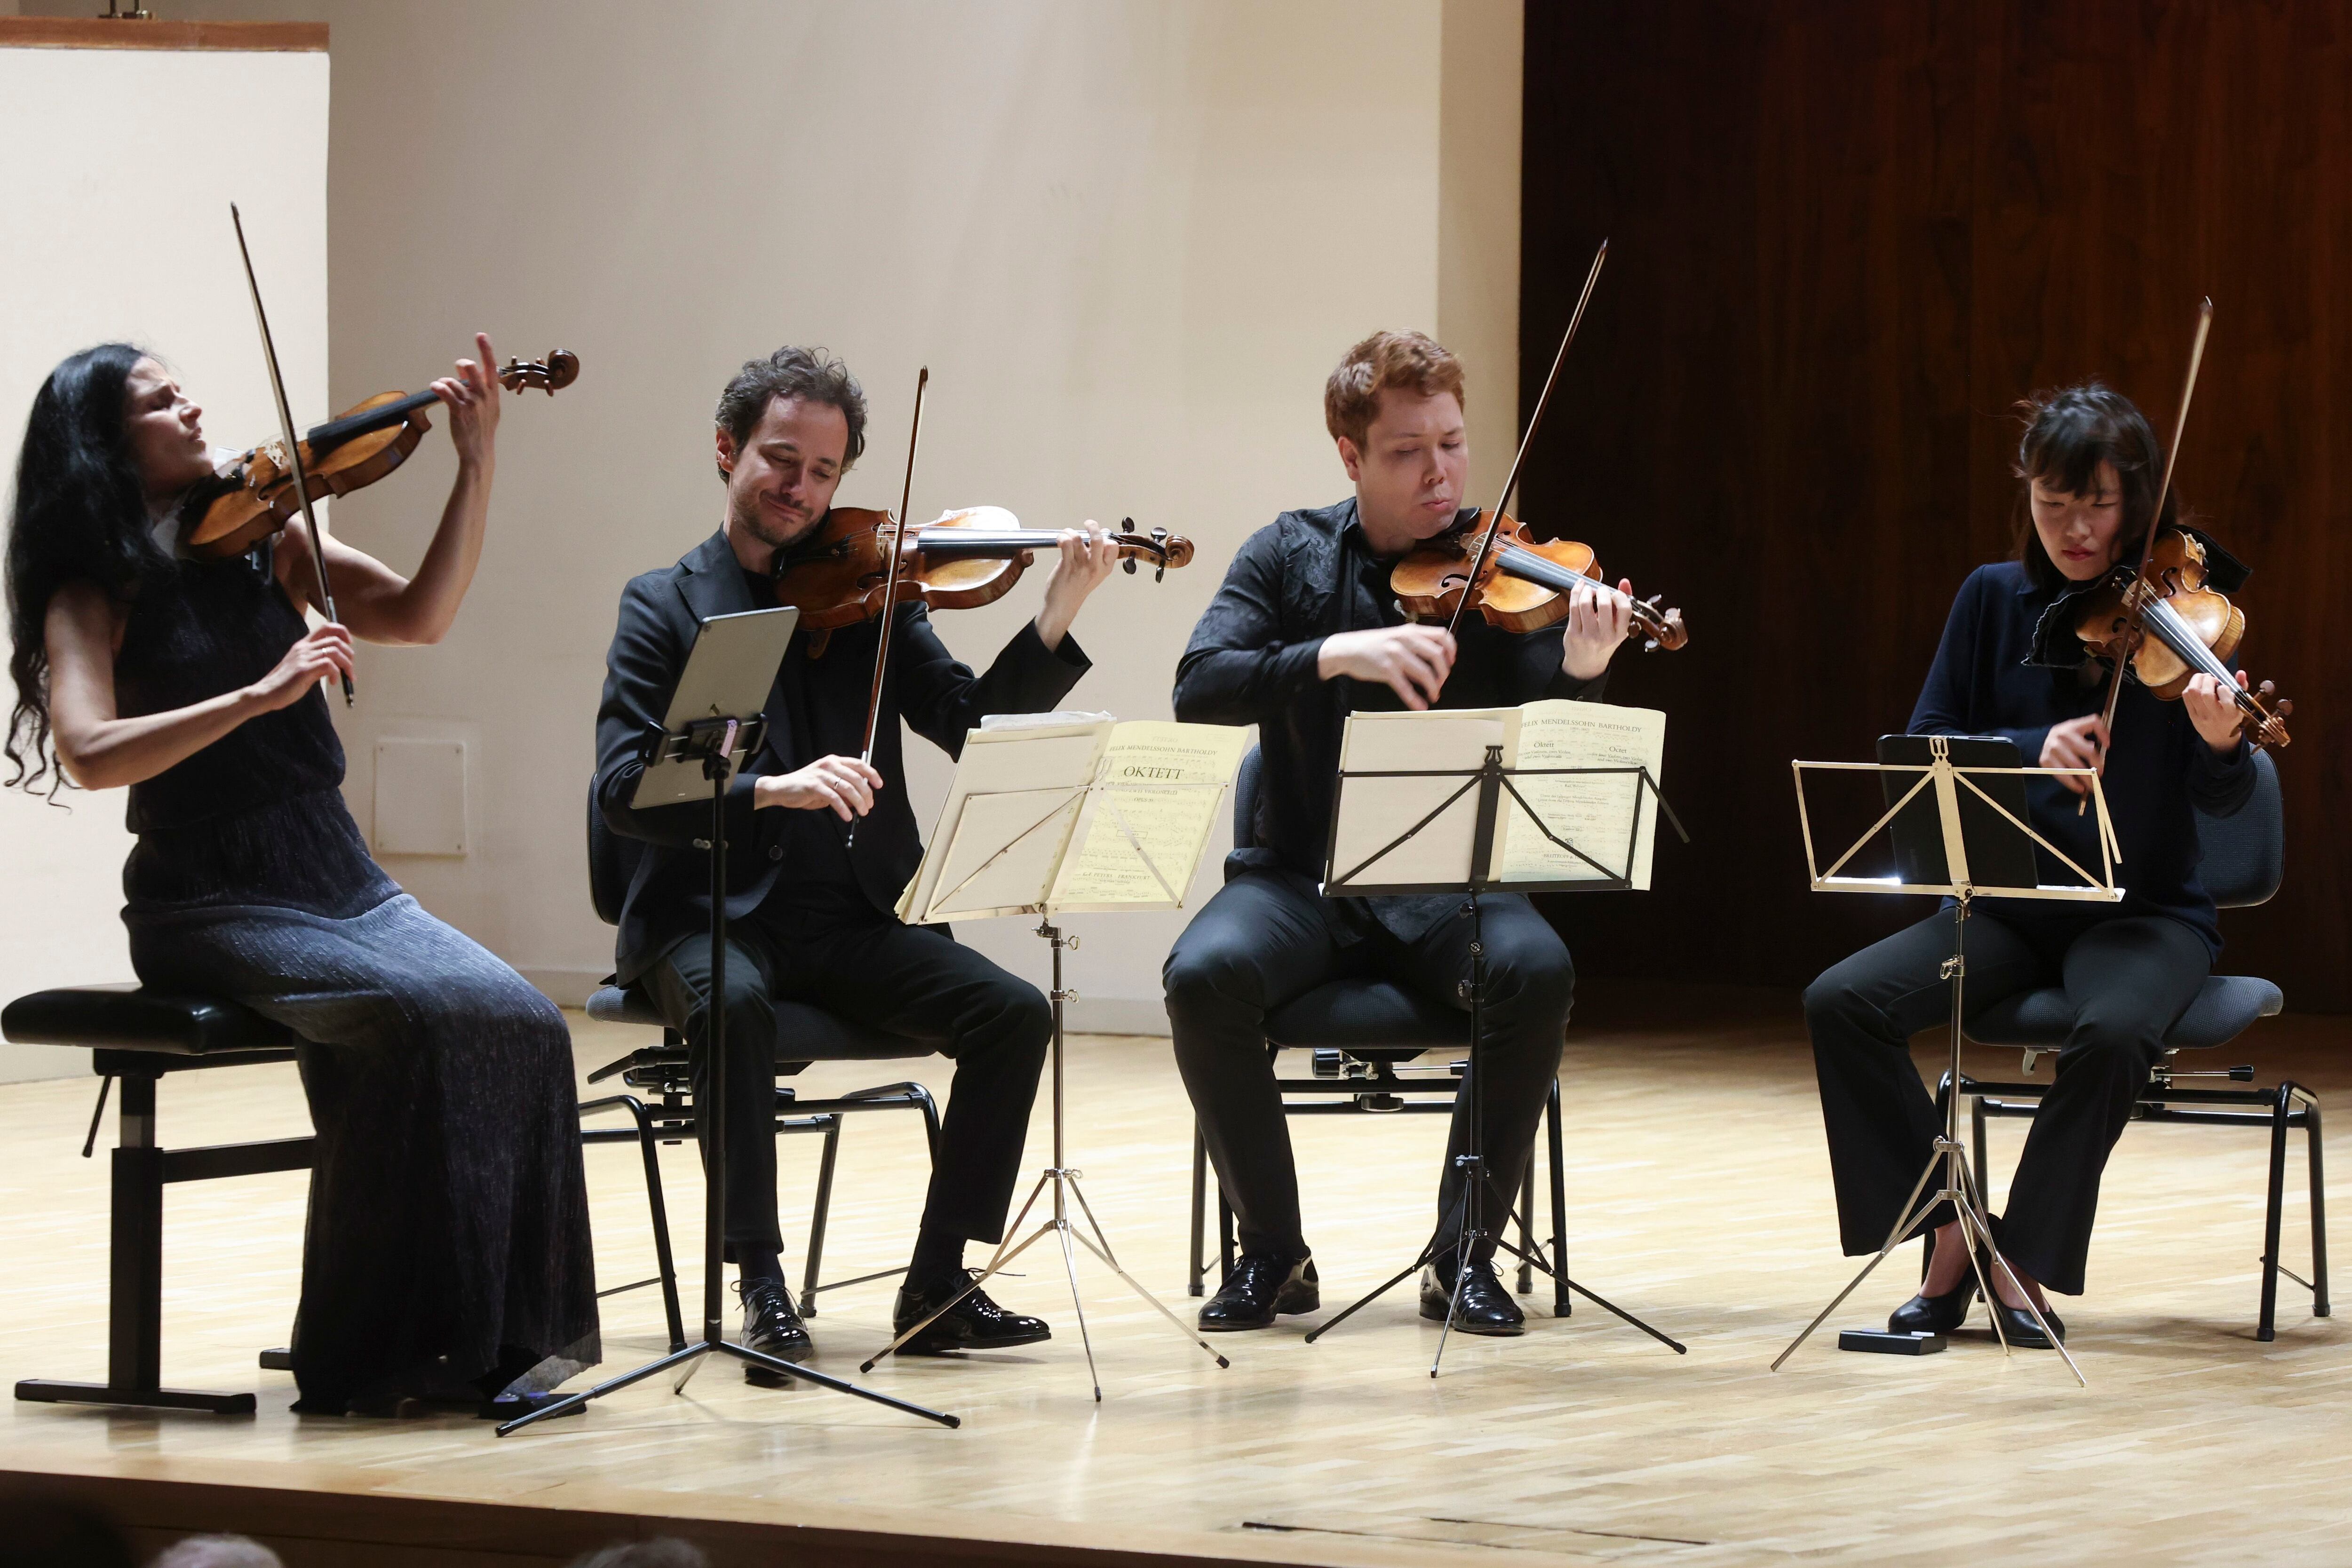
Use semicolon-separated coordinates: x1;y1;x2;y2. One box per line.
1117;520;1192;581
1638;594;1689;653
2240;680;2292;752
499;350;579;396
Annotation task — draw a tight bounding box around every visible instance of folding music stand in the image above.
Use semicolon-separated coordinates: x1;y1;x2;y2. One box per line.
1300;740;1689;1376
1772;735;2123;1387
501;606;957;1435
858;735;1240;1400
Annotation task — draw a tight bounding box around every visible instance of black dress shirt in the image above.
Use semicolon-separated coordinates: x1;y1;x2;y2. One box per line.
1172;497;1603;939
1911;559;2253;955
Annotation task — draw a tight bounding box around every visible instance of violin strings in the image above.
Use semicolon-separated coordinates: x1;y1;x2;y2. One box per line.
1494;545;1662;627
2138;593;2259;712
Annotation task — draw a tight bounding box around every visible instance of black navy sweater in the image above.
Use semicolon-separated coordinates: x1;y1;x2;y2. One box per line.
1909;560;2254;956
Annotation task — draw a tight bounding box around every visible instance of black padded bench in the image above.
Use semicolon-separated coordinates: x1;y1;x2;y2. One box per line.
4;982;687;1413
3;985;313;1415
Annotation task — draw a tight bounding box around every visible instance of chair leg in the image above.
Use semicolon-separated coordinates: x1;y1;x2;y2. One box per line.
16;1071;253;1415
1218;1189;1236;1284
802;1116;842;1317
628;1097;686;1353
1517;1162;1536;1295
2304;1091;2330;1318
913;1085;942;1165
2260;1083;2291;1342
110;1075;167;1396
1546;1079;1569;1316
1188;1124;1208;1298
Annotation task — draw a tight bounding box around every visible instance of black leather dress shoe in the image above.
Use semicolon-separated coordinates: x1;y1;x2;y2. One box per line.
891;1273;1052;1355
738;1278;812;1384
1198;1254;1320;1331
1889;1273;1978;1335
1420;1257;1526;1336
1989;1293;2066;1349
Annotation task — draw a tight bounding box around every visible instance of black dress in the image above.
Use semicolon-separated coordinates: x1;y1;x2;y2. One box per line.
114;548;598;1410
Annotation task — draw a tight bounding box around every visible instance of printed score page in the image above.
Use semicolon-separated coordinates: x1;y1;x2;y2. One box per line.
1497;700;1668;889
1327;708;1516;891
1047;721;1251;912
897;722;1108;922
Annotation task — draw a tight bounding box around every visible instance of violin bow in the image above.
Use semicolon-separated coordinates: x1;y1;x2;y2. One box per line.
230;202;352;707
2082;297;2212;811
857;365;930;765
1446;237;1608;641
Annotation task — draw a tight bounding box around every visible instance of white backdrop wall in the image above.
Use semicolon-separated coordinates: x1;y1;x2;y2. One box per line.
26;0;1521;1031
0;37;327;1080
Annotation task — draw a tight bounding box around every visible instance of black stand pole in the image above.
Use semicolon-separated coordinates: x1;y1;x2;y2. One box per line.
1303;747;1685;1374
501;726;958;1435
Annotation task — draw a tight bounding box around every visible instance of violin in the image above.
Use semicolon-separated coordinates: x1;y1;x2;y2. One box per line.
179;349;580;558
1391;507;1688;652
2073;525;2291;750
771;503;1193;654
1384;236;1686;658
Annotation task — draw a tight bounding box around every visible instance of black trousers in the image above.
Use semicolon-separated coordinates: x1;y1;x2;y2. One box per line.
1163;871;1573;1263
644;907;1050;1258
1804;907;2211;1296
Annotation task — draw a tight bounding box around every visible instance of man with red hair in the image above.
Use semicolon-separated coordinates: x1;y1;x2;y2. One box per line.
1165;331;1635;1334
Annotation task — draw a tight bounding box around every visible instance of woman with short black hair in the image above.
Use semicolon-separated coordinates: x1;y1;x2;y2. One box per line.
5;339;597;1416
1804;382;2261;1347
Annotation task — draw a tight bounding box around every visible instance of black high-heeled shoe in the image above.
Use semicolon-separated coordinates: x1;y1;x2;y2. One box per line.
1987;1290;2066;1349
1889;1271;1978;1335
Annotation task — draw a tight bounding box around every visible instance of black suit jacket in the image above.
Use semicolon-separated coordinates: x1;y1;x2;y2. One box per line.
595;528;1091;983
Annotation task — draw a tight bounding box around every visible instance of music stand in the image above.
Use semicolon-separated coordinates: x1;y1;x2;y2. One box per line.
1772;735;2123;1388
858;736;1239;1400
1299;739;1690;1376
501;607;957;1435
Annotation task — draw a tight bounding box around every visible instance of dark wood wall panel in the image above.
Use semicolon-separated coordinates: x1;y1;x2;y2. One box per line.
1522;1;2350;1011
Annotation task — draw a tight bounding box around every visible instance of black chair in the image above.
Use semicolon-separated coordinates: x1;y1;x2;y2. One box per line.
581;781;942;1325
1952;748;2328;1340
1186;746;1571;1312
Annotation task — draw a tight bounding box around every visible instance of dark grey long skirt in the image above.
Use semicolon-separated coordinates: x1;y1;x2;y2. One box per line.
127;891;600;1410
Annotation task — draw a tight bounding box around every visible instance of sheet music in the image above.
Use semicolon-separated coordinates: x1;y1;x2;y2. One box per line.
1048;721;1251;912
1327;708;1514;890
927;788;1087;918
897;717;1244;923
895;721;1106;921
1497;700;1667;889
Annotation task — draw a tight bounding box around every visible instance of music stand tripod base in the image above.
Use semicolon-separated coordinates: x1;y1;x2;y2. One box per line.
1304;745;1688;1375
858;920;1232;1401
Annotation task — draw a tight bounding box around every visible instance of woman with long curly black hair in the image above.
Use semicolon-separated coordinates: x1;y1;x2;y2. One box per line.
6;340;596;1417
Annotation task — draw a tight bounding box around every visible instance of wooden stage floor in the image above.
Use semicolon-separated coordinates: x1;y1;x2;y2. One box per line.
1;987;2345;1566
